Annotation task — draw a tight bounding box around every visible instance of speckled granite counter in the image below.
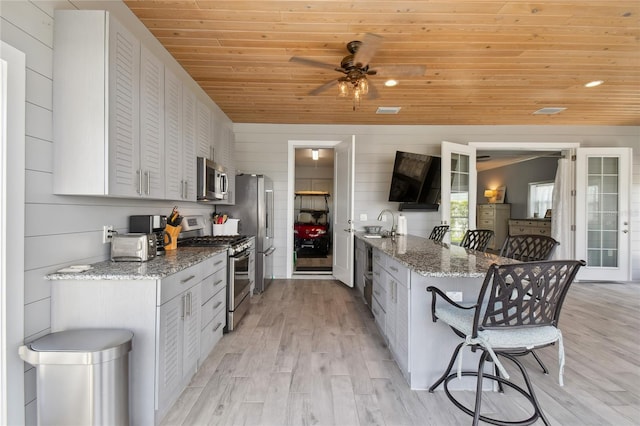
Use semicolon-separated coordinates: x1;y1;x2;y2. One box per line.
355;232;518;278
45;247;227;280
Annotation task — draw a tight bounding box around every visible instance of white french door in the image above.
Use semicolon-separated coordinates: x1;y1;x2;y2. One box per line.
441;142;477;244
575;148;632;281
333;135;355;286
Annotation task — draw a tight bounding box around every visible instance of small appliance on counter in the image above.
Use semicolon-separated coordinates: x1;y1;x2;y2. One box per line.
111;233;157;262
129;215;167;252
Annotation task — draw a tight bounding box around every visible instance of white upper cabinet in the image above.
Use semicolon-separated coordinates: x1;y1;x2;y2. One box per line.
139;46;165;198
54;10;166;198
182;88;197;201
53;10;233;201
196;100;213;160
165;69;197;202
54;10;140;196
164;68;183;201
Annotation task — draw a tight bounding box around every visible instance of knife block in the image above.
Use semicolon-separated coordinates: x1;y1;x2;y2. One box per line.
164;225;181;250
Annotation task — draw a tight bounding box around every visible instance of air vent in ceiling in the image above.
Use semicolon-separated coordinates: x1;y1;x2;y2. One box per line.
376;106;402;114
533;107;567;115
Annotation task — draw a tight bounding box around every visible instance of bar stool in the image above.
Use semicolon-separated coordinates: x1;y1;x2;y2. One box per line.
426;260;585;426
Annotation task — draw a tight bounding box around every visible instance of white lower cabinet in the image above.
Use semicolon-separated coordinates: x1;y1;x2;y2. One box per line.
50;252;228;425
371;249;410;378
157;282;200;412
199;252;227;361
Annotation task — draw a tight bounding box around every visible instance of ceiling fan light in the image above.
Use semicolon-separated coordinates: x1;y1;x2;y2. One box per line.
358;77;369;95
353;87;361;101
338;80;350;97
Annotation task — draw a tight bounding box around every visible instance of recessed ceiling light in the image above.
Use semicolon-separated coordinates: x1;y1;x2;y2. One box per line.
376;106;402;114
533;107;566;115
585;80;604;88
384;80;398;87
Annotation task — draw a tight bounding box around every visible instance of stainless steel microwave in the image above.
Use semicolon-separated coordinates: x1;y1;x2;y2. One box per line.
197;157;228;201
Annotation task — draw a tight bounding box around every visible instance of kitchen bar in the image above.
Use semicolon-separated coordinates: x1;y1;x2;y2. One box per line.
354;232;519;390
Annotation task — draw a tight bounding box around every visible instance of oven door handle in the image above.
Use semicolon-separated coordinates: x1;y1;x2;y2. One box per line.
264;247;276;256
233;251;251;262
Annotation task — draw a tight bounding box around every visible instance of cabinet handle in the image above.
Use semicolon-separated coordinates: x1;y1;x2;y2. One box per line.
213;322;222;332
137;169;142;195
214;260;224;266
390;266;399;273
213;301;222;309
183;180;188;199
186;292;192;317
214;279;223;287
146;171;151;195
181;294;186;319
181;275;196;285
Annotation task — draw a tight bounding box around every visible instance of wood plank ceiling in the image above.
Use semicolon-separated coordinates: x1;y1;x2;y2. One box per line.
124;1;640;125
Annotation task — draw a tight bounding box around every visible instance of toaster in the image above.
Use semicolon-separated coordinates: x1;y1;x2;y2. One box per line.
111;233;157;262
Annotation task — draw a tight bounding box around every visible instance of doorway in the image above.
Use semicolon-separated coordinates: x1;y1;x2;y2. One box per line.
293;148;334;275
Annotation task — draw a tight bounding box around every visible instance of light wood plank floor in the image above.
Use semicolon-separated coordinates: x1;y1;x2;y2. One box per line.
162;279;640;425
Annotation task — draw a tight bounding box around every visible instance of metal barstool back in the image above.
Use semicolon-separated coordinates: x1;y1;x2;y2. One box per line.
460;229;494;252
428;225;449;242
500;234;559;262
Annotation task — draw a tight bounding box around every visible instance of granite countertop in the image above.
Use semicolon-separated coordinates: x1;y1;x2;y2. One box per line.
356;232;519;278
45;247;228;281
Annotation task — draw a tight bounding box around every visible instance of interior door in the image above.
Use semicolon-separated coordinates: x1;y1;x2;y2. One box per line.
440;142;477;244
575;148;632;281
333;135;355;287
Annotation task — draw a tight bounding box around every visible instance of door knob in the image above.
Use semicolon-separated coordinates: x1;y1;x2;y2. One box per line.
622;229;629;234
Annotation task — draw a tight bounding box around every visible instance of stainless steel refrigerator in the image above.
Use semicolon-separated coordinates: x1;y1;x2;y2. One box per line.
226;174;275;293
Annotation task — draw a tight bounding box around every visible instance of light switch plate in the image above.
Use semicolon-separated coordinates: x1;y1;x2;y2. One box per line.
360;213;368;221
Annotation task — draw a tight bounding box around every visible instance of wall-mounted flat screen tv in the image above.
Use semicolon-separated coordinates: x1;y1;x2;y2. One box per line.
388;151;441;208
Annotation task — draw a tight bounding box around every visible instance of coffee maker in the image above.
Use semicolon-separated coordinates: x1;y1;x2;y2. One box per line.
129;215;167;252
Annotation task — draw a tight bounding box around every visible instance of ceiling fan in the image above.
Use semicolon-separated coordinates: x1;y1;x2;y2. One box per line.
289;34;426;109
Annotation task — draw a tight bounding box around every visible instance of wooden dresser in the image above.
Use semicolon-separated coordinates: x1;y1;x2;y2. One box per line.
508;219;552;236
477;204;511;250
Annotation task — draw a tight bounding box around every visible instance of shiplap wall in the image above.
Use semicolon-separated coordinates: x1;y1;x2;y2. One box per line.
0;1;231;422
233;124;640;281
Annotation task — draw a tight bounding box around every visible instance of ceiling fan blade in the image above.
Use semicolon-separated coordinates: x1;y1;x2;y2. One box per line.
373;64;426;77
309;79;338;96
289;56;339;71
353;33;383;68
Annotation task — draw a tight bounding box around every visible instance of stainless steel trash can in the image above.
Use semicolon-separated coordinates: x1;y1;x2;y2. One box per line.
19;329;133;426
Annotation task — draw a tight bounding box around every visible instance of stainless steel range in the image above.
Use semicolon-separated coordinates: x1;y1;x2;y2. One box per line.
178;216;255;331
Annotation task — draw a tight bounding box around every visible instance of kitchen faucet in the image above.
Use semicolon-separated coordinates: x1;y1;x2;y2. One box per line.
377;209;396;237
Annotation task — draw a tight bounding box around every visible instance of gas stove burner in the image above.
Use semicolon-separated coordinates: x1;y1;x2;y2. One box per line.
178;235;248;247
178;235;255;255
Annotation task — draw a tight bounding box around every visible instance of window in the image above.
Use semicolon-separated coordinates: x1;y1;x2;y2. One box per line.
528;181;554;218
